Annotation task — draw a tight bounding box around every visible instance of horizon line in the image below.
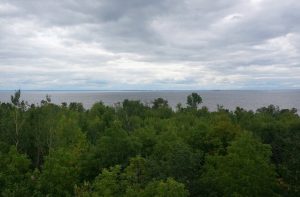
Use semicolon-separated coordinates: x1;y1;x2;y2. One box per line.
0;89;300;92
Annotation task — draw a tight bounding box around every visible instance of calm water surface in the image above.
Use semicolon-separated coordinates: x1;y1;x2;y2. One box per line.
0;90;299;112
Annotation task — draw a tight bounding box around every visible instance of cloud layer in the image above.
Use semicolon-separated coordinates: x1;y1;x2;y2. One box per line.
0;0;299;90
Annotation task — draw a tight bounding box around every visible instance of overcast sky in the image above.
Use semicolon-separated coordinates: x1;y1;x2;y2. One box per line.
0;0;299;90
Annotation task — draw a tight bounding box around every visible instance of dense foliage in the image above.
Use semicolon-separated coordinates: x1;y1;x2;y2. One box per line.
0;91;299;196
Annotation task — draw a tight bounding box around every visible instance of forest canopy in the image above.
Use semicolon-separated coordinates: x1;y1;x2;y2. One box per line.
0;91;299;196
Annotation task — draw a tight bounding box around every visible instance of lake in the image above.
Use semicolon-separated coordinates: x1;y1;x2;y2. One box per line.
0;90;300;112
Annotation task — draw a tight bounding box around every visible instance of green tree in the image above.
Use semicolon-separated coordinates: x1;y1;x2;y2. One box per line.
143;178;189;197
21;103;61;168
0;92;299;196
36;148;82;196
10;90;26;150
186;93;202;109
92;165;124;197
149;131;201;185
80;128;141;180
152;98;169;109
123;156;150;188
0;146;33;196
200;132;279;197
277;121;300;196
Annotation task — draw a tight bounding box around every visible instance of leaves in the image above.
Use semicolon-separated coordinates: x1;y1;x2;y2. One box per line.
0;91;297;196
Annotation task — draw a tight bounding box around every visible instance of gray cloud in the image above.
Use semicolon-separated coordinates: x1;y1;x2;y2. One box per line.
0;0;299;90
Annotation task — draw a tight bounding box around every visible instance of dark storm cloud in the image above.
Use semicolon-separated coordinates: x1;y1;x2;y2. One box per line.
0;0;299;90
